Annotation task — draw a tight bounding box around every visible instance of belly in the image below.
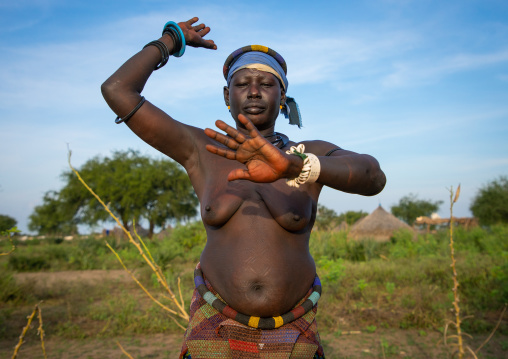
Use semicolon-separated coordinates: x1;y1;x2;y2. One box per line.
199;209;316;317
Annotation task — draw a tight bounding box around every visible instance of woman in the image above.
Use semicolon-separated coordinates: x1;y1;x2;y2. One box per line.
102;17;386;359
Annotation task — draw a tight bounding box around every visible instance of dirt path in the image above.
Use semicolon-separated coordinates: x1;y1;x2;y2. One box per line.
3;270;507;358
1;333;182;359
3;330;504;358
14;269;131;287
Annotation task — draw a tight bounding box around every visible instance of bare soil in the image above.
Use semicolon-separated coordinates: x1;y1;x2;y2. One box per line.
3;329;506;358
13;269;131;287
1;271;506;359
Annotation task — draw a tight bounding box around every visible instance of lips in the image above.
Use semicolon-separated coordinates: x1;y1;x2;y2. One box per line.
243;103;266;114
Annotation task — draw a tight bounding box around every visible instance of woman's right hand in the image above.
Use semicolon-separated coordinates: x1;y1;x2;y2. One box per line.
177;17;217;50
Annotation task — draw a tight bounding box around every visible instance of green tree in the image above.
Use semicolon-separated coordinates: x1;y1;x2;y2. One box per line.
29;150;198;238
139;158;199;236
0;214;17;232
391;193;443;225
337;210;368;226
315;207;368;230
28;191;78;235
315;204;339;230
470;176;508;225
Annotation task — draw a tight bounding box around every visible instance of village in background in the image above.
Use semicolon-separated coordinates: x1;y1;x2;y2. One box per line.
1;172;507;358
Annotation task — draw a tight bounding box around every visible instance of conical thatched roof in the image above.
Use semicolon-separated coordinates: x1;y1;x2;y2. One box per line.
156;226;173;240
349;205;413;241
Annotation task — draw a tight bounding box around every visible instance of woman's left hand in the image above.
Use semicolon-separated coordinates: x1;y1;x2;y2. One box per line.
177;17;217;50
204;114;302;182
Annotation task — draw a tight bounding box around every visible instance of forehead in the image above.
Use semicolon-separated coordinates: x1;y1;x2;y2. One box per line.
230;68;280;84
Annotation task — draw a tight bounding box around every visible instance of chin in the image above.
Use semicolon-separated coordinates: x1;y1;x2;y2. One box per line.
244;114;276;129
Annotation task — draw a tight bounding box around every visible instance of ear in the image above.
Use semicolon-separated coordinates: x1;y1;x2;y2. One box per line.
223;86;230;106
280;89;286;106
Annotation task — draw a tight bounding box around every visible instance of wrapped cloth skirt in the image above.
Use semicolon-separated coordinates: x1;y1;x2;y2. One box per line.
179;263;325;359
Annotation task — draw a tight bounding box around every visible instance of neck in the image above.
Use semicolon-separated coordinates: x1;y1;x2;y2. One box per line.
236;124;276;137
265;132;289;149
233;125;287;148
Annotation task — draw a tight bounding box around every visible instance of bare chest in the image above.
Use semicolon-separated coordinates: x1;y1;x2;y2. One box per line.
198;160;317;232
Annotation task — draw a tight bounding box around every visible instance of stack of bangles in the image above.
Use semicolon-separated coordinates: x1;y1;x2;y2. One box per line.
115;21;186;124
143;21;186;70
286;144;321;187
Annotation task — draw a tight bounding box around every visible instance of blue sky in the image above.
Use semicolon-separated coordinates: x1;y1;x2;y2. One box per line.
1;0;507;233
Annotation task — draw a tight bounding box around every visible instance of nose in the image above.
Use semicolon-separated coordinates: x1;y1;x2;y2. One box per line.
247;83;261;99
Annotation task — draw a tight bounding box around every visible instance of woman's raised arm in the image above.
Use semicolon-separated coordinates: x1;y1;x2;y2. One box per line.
101;17;216;169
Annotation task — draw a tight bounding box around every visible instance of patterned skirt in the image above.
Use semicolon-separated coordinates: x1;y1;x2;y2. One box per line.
179;265;324;359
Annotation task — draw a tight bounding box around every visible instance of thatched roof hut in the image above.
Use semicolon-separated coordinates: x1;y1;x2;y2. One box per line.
348;205;413;241
156;226;173;240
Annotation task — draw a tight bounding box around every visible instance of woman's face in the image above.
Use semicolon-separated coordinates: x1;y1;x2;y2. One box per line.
225;68;285;132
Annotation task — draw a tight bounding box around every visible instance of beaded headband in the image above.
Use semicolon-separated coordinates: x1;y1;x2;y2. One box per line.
223;45;302;128
223;45;287;80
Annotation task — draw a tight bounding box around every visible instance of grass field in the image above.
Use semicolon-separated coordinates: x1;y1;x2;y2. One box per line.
1;223;507;358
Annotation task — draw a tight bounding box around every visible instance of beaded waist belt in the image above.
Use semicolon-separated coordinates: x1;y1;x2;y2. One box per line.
193;263;322;330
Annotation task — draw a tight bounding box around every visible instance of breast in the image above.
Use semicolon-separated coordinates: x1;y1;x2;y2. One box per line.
201;178;316;232
200;180;252;227
257;180;315;232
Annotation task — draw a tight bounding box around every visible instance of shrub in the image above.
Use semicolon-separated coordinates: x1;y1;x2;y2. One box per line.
317;258;346;284
8;254;51;271
0;270;25;302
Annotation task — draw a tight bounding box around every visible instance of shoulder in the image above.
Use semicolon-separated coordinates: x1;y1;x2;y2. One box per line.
172;124;217;173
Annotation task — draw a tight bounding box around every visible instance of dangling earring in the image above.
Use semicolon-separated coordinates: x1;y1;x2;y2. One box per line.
280;104;284;110
228;106;230;110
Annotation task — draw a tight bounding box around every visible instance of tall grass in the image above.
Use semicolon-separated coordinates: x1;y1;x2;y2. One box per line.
310;224;508;336
2;222;507;342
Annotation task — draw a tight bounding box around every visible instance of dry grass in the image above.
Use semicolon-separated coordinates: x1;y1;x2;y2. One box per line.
116;340;135;359
443;185;507;358
11;302;46;359
5;160;508;357
444;184;469;358
68;150;189;329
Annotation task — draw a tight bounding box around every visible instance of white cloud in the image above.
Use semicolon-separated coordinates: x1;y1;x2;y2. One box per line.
0;7;246;114
272;29;420;86
2;1;508;233
382;49;508;88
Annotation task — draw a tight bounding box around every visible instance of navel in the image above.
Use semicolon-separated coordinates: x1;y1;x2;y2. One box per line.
250;282;264;292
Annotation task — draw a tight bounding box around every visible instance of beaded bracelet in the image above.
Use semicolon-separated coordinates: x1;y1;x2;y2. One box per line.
194;263;322;330
143;40;170;70
115;97;146;124
162;21;186;57
286;144;321;187
164;29;179;55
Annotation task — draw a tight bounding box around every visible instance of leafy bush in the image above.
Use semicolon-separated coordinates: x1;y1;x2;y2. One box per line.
0;270;25;303
8;254;51;271
317;258;346;286
165;221;206;263
310;231;388;262
170;221;207;250
0;214;17;232
310;231;348;261
470;175;508;225
389;229;442;259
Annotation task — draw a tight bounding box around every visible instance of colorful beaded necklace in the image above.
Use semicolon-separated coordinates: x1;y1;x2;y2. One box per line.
193;263;322;330
264;132;289;149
